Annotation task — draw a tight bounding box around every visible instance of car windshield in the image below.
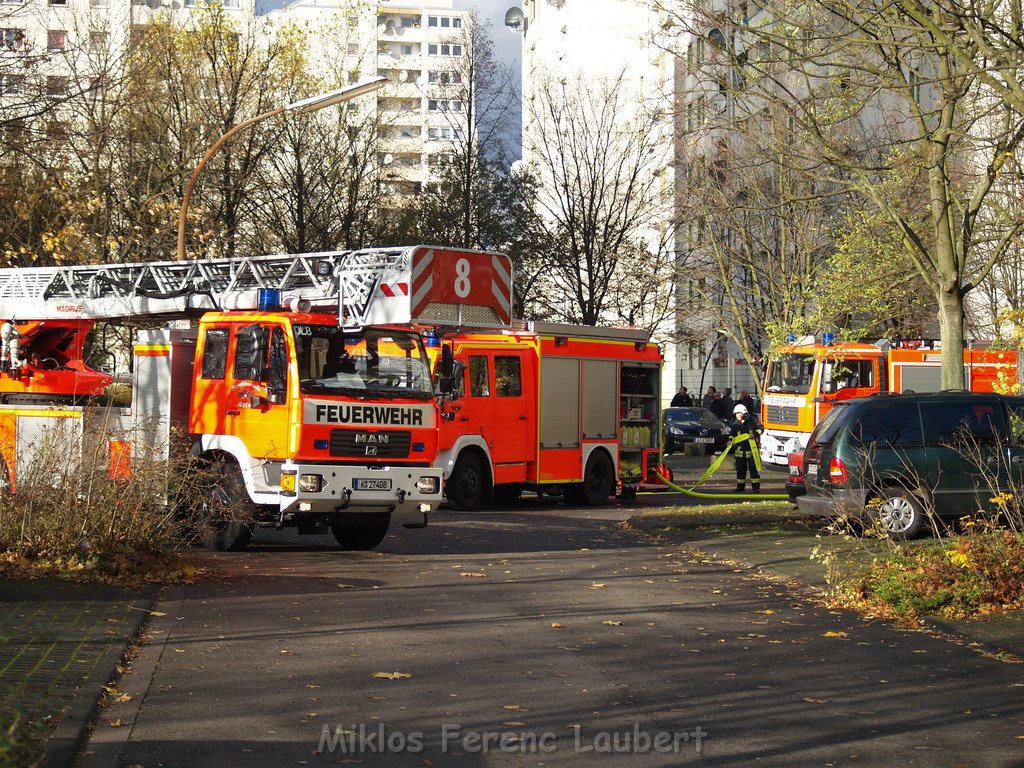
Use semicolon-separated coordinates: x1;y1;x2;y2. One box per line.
665;407;720;424
766;353;815;395
294;325;432;400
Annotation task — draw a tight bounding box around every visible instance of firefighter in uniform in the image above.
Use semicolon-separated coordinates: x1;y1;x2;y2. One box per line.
730;403;763;493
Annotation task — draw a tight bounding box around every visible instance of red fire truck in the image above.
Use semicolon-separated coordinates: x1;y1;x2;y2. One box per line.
0;246;665;549
761;335;1018;467
432;323;664;510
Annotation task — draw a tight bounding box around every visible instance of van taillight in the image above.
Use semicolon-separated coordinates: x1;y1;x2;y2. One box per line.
828;457;849;484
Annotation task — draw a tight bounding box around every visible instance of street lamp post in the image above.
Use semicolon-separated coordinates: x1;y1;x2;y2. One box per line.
176;76;388;261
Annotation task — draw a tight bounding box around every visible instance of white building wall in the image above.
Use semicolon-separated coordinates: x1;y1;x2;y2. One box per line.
0;0;255;92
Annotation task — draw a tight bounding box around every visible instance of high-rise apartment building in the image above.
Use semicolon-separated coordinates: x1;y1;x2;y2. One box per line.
0;0;255;102
265;0;473;196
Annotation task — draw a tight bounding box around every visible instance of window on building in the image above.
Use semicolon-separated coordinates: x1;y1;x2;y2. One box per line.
222;0;240;8
452;44;462;56
428;70;463;85
45;76;68;98
400;44;412;55
347;14;358;26
47;30;66;51
440;16;450;27
452;17;462;28
428;43;437;55
428;15;438;27
129;25;146;49
89;30;107;52
347;42;358;55
49;0;68;6
0;28;25;50
0;73;24;94
347;70;359;83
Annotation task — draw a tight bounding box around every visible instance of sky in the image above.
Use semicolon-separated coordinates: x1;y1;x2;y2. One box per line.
452;0;523;73
453;0;524;157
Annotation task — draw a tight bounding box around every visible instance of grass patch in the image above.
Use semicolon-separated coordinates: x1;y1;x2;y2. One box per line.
638;500;800;528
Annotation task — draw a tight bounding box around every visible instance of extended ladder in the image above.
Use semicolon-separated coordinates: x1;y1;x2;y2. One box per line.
0;248;410;324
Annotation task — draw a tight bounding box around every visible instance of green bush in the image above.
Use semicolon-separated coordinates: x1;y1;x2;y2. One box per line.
854;531;1024;619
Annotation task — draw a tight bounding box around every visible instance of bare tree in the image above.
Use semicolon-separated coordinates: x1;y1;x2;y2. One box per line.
658;0;1024;388
524;71;676;329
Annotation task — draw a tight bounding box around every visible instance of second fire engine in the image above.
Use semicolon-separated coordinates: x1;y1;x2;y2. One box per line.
760;335;1018;466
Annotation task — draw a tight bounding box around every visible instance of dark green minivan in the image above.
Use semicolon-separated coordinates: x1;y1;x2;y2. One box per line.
795;392;1024;538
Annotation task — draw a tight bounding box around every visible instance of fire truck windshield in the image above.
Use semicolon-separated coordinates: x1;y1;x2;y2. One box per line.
765;353;816;395
294;325;433;400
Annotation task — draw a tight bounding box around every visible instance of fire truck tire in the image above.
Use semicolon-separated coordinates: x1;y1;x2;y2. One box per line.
198;458;254;552
446;452;489;510
331;513;392;550
566;451;615;506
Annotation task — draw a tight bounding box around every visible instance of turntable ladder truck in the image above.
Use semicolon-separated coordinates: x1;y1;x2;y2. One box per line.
0;245;513;550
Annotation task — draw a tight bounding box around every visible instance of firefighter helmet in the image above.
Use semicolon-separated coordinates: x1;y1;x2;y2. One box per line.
733;404;748;415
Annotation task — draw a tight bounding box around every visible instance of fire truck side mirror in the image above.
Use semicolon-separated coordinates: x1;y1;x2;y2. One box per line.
439;344;454;379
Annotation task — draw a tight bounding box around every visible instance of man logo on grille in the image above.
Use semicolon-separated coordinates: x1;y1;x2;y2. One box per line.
365;445;378;456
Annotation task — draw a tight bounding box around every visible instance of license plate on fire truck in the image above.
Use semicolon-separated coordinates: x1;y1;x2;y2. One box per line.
354;478;392;491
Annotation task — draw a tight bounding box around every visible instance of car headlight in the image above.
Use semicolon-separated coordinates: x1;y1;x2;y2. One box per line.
669;426;684;435
722;426;731;435
298;474;323;493
416;476;440;494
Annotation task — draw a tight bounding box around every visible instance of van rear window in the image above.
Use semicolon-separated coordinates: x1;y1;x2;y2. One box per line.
809;404;852;446
849;402;923;448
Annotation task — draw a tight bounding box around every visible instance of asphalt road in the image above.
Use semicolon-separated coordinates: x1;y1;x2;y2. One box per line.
78;497;1024;768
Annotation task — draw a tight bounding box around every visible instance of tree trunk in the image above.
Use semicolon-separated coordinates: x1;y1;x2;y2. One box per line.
937;286;966;390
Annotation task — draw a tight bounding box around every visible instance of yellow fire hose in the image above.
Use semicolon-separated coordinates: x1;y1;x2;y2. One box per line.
646;433;789;501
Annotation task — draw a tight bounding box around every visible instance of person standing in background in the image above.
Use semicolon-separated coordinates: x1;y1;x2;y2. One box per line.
671;386;693;407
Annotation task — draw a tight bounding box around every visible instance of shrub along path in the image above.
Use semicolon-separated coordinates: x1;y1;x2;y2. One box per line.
0;579;154;768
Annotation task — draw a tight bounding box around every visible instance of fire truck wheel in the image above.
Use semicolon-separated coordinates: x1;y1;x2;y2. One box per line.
447;452;489;510
197;458;255;552
331;513;392;550
567;451;615;506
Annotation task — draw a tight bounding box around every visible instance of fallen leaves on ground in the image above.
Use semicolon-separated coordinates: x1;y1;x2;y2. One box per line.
372;671;412;680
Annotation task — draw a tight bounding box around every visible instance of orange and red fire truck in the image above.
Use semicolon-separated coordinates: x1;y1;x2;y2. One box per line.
0;246;665;550
760;335;1018;467
433;322;663;509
